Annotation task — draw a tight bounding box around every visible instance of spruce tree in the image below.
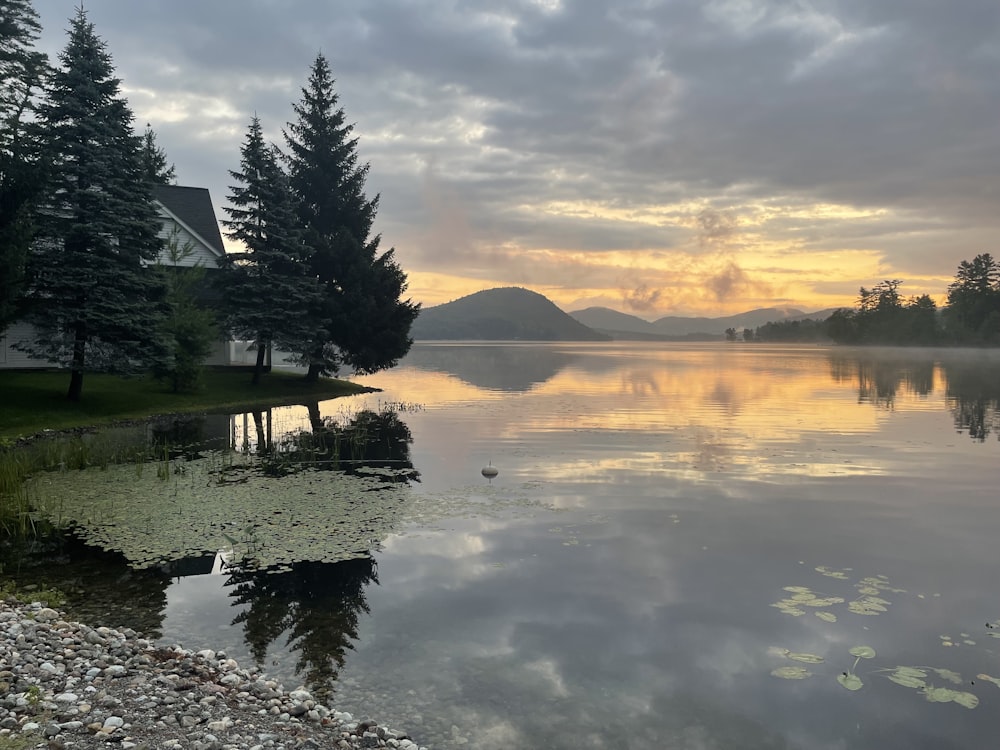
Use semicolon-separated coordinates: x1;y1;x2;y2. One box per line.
219;116;320;385
283;54;418;381
139;123;176;184
0;0;47;151
152;229;218;392
18;8;169;401
0;0;48;331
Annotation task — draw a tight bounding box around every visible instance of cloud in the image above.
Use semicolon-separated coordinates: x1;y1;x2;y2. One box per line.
620;282;663;312
696;208;740;247
30;0;1000;315
707;260;772;302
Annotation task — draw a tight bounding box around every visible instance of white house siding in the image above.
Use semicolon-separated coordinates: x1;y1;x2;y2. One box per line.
2;324;236;369
0;321;56;369
1;197;241;370
156;222;222;268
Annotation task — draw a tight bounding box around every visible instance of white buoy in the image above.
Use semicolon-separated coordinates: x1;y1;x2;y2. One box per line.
481;462;499;479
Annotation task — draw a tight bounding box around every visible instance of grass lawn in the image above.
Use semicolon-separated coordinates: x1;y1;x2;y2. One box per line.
0;368;374;441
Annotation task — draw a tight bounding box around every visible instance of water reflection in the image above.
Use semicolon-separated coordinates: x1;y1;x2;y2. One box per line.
0;535;170;637
8;343;1000;750
227;556;378;702
825;348;1000;441
943;363;1000;442
148;413;233;457
404;343;577;391
235;404;420;483
828;349;936;407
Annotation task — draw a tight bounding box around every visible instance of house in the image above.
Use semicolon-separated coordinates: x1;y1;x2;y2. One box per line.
0;184;246;368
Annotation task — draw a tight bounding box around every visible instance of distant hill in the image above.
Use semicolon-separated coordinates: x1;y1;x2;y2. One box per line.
568;305;836;339
570;307;659;335
412;287;610;341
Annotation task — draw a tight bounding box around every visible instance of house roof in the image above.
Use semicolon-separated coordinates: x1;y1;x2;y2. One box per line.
152;184;226;258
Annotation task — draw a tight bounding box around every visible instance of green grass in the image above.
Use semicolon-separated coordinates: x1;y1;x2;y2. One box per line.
0;368;374;441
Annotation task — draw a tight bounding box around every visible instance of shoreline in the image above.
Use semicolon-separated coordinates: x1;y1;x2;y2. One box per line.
0;597;425;750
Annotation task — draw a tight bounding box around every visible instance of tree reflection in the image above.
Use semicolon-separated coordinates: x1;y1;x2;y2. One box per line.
828;352;935;408
283;404;420;481
226;556;378;701
828;351;1000;441
941;361;1000;442
217;405;417;698
233;405;420;482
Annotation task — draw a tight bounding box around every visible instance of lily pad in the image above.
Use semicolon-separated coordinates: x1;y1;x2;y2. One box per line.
952;691;980;709
932;668;963;685
771;601;807;617
923;687;979;708
804;596;845;607
977;674;1000;688
815;566;850;579
848;599;885;616
815;611;837;623
787;652;825;664
837;673;864;691
771;666;812;680
887;667;928;689
849;646;876;659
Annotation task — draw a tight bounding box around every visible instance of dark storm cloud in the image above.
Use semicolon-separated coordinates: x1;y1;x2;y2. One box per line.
31;0;1000;304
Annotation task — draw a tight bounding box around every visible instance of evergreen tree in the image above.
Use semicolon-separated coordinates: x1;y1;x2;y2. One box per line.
0;0;48;331
900;294;941;346
139;123;176;184
855;279;904;342
945;253;1000;342
17;8;169;401
219;116;320;385
152;228;218;392
0;0;47;151
283;54;419;381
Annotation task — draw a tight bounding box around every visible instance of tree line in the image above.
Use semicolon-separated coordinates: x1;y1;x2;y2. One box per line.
1;3;418;400
729;255;1000;346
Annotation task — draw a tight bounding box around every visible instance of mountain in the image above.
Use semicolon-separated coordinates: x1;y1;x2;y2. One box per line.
653;307;810;336
569;307;658;334
568;305;837;339
412;287;610;341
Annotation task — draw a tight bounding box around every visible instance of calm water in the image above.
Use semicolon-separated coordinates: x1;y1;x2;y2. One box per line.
15;343;1000;748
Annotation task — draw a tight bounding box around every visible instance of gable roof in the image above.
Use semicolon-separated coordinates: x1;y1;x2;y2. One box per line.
152;184;226;259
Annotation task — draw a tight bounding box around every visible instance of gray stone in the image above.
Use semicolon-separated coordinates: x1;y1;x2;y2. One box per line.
0;599;420;750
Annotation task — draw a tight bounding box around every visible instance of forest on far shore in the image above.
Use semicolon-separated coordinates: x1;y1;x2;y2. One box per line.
731;253;1000;346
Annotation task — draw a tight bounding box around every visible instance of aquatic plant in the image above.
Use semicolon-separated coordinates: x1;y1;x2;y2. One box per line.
769;565;994;710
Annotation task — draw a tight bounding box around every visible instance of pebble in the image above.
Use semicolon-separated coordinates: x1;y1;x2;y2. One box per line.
0;598;430;750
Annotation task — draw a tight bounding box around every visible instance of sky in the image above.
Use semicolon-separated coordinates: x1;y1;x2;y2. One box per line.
30;0;1000;319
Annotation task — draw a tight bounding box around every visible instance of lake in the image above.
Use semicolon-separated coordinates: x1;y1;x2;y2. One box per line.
8;342;1000;749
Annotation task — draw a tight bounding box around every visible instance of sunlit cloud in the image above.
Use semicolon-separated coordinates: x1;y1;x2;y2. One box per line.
32;0;1000;318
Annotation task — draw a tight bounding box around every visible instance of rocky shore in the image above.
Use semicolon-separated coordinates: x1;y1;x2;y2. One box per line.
0;598;426;750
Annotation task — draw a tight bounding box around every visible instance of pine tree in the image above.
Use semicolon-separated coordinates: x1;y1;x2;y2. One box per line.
946;253;1000;342
283;54;419;381
0;0;48;331
18;8;170;401
139;123;176;184
152;228;218;392
219;116;320;385
0;0;47;152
